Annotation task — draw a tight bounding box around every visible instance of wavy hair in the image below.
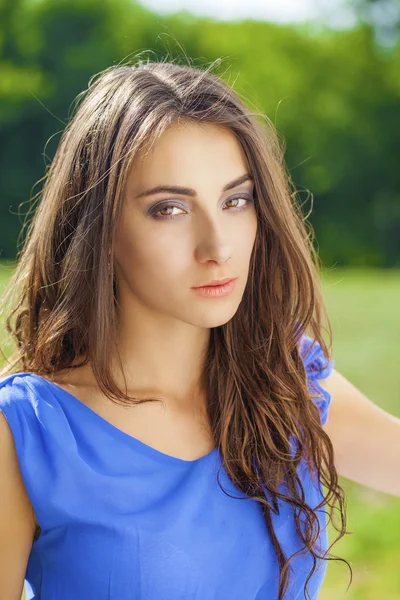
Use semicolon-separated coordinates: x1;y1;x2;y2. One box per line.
0;55;351;599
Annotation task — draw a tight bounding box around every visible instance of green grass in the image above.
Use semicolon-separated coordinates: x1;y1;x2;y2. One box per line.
317;268;400;599
1;263;399;599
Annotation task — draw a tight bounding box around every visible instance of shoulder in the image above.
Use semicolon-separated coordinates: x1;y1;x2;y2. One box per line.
0;372;36;407
0;375;41;533
298;334;335;427
0;371;58;443
0;372;70;531
299;334;334;379
0;371;48;410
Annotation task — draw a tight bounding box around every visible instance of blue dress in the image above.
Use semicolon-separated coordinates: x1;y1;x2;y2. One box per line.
0;335;334;600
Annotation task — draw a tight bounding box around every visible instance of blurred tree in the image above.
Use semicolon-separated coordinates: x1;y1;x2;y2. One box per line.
346;0;400;46
0;0;399;266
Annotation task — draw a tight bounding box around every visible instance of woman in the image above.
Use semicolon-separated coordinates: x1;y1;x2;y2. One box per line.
0;58;398;600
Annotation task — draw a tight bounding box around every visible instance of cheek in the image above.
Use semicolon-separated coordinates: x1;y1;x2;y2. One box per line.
115;224;189;283
237;215;257;253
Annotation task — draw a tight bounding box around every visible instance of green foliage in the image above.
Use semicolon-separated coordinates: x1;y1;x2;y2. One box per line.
0;0;399;267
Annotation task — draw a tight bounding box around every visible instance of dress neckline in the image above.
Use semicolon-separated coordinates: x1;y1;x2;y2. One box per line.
22;372;218;467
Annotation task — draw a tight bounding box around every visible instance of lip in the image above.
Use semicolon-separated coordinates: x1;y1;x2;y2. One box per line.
192;277;237;289
191;278;238;298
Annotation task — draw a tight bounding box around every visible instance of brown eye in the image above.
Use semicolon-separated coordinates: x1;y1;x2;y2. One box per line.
152;204;186;220
224;197;248;209
151;194;254;221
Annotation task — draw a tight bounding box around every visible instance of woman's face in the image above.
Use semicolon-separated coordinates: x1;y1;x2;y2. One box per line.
114;121;258;329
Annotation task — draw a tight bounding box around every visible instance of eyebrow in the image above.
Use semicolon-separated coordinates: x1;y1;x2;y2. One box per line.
134;173;254;199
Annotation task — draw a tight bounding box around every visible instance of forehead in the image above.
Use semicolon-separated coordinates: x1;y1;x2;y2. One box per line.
127;122;250;190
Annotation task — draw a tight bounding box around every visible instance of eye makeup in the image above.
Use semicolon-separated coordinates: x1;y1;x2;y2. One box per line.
147;193;255;221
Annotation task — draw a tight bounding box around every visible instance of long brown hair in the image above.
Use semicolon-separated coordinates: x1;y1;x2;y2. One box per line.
0;54;351;599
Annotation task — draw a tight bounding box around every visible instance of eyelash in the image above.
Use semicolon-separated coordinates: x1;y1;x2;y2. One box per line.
150;194;255;221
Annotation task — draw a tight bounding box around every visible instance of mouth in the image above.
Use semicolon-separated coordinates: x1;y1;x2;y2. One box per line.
191;278;238;298
192;277;237;289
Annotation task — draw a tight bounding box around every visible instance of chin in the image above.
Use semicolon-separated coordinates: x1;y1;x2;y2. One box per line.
189;306;240;329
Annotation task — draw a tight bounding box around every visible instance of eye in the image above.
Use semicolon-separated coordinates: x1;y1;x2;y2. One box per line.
150;194;255;221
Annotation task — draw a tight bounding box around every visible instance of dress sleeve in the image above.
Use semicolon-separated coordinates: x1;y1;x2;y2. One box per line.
299;334;335;426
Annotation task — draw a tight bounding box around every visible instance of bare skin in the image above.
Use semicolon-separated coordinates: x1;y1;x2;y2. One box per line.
48;366;214;461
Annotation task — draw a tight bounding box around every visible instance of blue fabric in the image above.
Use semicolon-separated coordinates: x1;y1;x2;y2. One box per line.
0;334;334;600
298;334;334;427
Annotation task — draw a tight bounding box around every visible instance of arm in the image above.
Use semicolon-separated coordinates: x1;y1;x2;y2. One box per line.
0;411;36;599
319;369;400;497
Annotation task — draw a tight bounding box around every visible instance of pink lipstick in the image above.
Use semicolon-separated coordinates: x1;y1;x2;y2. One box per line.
191;278;238;298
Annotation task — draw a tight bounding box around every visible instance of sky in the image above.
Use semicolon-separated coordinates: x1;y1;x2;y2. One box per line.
138;0;358;29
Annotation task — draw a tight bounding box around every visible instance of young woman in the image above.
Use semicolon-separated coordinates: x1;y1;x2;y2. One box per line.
0;58;398;600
